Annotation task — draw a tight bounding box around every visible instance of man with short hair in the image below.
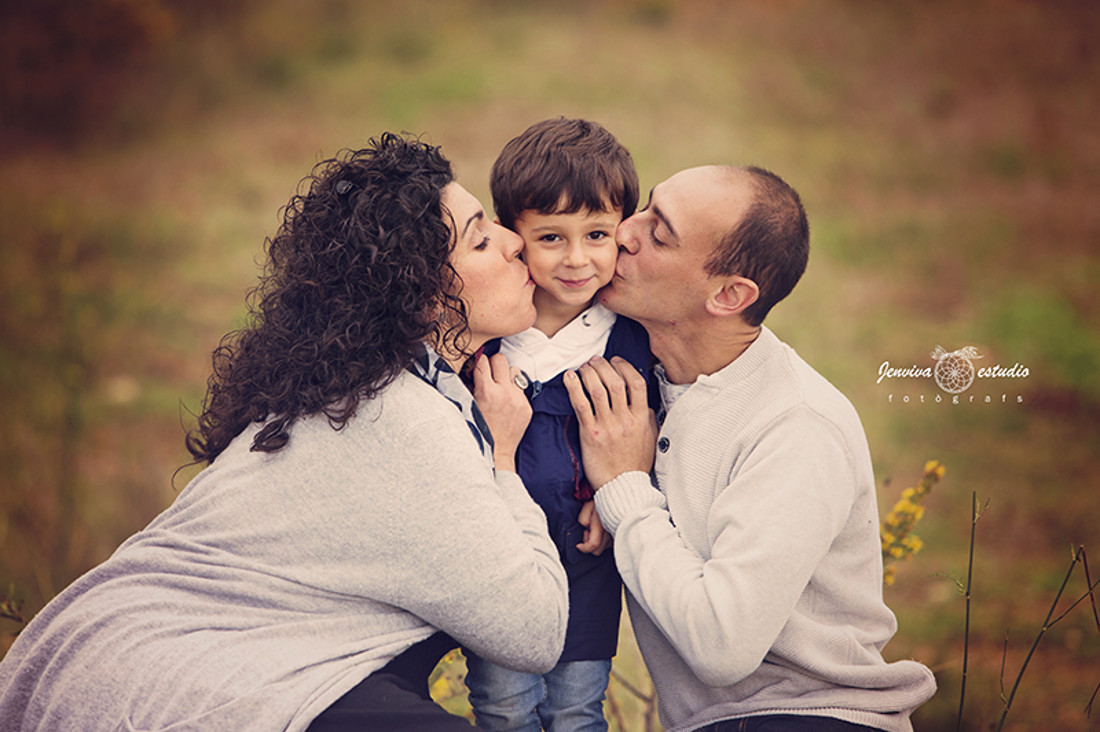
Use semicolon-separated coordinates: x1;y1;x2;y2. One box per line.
564;165;936;732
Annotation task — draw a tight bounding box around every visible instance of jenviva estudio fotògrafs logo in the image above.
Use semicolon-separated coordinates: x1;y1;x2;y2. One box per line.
931;346;981;394
878;345;1029;404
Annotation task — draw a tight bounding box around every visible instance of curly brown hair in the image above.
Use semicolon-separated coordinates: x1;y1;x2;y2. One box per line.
186;133;462;464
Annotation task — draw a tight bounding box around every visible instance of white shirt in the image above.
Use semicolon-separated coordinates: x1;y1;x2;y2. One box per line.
499;303;616;383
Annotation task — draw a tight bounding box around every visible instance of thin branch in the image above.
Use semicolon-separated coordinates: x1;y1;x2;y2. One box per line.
1050;572;1100;626
1079;547;1099;720
955;491;980;732
605;685;629;732
995;546;1085;731
609;669;653;704
1079;547;1099;634
609;668;659;732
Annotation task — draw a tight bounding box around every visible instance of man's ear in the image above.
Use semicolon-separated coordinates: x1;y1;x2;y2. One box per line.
705;276;759;317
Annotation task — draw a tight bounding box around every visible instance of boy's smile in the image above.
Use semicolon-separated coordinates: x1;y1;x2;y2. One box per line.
557;275;598;289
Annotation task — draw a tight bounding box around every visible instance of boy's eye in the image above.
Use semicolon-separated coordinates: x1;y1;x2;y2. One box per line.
588;231;609;241
539;233;562;244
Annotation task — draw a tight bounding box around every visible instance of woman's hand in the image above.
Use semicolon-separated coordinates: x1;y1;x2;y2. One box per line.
472;352;532;472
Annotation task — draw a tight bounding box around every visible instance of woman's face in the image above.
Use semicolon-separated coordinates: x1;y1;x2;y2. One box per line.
443;182;537;352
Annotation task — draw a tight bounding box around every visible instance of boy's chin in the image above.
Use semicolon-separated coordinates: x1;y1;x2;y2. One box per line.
554;288;600;307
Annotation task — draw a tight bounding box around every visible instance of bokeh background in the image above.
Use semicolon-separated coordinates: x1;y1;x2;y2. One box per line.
1;1;1097;729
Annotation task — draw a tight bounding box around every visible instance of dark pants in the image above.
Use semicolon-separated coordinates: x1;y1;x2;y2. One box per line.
700;715;884;732
307;632;475;731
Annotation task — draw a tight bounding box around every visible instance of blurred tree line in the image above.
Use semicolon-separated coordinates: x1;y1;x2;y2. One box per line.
0;0;256;617
0;0;248;147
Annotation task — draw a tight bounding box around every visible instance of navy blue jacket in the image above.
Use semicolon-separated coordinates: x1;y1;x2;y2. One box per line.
486;316;651;661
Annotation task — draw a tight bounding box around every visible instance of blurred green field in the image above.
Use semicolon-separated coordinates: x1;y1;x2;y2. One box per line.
1;1;1098;729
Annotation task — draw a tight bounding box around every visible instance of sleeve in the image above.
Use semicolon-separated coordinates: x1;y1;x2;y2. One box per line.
296;405;570;674
595;409;856;687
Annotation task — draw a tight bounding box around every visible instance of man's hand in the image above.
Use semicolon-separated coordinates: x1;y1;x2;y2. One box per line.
564;356;657;490
472;352;532;472
575;500;612;555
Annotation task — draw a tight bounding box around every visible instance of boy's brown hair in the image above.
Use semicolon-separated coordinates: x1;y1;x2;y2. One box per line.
490;117;639;231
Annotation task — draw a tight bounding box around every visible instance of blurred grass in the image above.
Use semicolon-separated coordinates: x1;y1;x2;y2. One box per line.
1;1;1098;729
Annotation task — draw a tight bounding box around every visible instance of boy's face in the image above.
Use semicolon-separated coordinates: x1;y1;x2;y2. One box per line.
513;206;621;311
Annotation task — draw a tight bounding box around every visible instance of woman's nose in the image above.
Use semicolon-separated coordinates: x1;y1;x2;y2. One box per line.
497;223;524;260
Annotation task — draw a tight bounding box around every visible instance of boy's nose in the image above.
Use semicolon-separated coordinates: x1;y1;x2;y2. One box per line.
563;241;587;266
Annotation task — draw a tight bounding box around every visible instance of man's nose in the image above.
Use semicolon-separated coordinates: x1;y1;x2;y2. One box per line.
616;219;640;254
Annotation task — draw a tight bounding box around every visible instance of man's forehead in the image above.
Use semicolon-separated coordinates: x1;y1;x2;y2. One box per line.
655;166;749;231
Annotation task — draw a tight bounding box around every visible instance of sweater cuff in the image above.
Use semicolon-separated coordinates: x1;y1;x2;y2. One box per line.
494;470;530;504
593;471;666;535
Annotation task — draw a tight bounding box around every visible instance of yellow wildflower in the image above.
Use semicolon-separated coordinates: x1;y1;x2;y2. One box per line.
923;460;946;481
881;460;943;585
884;566;897;586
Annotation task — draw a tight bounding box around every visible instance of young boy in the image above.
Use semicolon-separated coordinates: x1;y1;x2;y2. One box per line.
464;118;651;731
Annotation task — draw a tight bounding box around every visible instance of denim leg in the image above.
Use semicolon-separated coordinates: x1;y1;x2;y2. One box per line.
536;658;612;732
464;653;545;732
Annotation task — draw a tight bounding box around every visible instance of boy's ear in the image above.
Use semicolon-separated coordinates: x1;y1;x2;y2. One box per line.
705;276;759;318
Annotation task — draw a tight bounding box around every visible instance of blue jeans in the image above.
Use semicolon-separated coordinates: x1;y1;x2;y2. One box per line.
465;655;611;732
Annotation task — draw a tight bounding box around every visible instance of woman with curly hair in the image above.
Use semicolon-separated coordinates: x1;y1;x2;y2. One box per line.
0;133;567;731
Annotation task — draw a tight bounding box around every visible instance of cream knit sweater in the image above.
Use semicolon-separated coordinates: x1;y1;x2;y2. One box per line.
594;327;936;732
0;371;568;731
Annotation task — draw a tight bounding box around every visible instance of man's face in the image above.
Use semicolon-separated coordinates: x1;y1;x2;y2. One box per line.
599;166;751;328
